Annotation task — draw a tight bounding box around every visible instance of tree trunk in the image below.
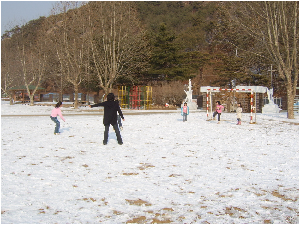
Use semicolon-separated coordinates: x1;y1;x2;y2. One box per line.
286;83;295;119
280;64;297;119
103;87;109;98
29;94;34;106
8;92;14;105
74;83;79;109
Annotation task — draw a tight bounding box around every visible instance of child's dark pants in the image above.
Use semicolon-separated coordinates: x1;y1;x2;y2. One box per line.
213;111;221;121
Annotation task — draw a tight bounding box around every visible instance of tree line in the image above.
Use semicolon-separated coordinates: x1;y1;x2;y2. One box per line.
1;1;298;118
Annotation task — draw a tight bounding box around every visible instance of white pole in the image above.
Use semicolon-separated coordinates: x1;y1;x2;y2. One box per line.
206;91;209;120
210;91;213;120
268;65;276;89
250;89;253;124
255;92;257;123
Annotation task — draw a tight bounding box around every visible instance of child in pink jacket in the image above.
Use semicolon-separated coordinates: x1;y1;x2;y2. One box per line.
50;101;65;135
181;102;189;122
213;101;224;123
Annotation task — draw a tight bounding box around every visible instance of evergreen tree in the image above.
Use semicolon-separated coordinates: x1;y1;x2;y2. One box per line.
148;23;187;81
213;54;269;88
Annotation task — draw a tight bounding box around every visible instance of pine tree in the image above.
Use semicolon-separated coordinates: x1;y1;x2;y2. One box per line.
148;23;187;81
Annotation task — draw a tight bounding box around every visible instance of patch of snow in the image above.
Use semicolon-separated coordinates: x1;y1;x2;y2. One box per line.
1;101;299;223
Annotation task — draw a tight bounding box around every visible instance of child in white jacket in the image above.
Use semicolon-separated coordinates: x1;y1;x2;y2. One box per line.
236;103;242;125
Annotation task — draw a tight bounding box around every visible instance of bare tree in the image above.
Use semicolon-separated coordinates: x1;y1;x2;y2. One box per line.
1;38;21;104
47;1;89;109
87;1;149;94
224;1;299;119
152;81;185;106
2;19;46;106
17;38;47;106
8;18;49;106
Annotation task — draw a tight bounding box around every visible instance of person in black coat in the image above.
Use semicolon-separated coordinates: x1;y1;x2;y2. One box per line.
89;93;125;145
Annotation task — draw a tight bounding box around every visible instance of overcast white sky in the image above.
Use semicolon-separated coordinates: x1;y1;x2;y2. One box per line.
1;1;56;35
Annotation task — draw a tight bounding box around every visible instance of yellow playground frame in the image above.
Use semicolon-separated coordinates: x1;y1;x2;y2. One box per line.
118;86;152;110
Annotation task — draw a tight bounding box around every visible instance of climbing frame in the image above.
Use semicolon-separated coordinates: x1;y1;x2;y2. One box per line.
118;86;152;110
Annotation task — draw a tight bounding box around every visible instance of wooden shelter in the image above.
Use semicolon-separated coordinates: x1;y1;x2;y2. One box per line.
9;85;45;103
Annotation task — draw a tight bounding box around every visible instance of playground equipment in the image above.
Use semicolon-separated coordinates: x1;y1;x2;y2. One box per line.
200;86;267;124
118;86;152;109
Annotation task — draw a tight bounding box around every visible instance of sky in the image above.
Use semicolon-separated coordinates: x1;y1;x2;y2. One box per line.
1;1;57;36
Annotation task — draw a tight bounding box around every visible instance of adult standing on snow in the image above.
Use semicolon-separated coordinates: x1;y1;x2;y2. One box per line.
213;101;224;124
50;101;65;135
89;93;125;145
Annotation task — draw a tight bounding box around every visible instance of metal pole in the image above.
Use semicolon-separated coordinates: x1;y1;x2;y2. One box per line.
206;91;209;120
250;90;253;124
270;64;273;88
255;92;257;123
210;91;213;120
268;64;276;89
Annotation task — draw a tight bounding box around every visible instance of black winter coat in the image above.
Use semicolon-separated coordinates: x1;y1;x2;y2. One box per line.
91;100;124;125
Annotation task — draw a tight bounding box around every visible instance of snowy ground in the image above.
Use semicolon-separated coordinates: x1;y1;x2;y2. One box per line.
1;101;299;224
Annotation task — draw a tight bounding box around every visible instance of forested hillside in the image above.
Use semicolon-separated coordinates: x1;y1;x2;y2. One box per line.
133;2;272;86
134;1;218;84
1;1;298;118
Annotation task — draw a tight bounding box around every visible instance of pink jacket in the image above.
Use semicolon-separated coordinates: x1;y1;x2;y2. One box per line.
183;106;188;113
51;107;65;121
216;105;224;113
181;105;189;115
